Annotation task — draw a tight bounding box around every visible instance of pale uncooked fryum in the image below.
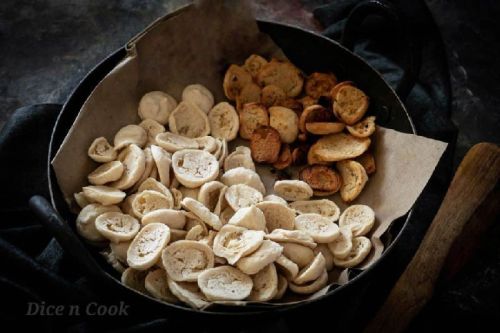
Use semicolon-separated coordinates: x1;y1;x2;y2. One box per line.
76;204;121;242
221;167;266;194
74;192;91;209
185;224;207;241
110;241;131;263
138;119;165;146
217;138;228;166
131;190;173;218
120;193;138;218
275;255;299;281
289;269;328;294
181;197;223;231
150;145;172;187
110;144;146;190
169;101;210;138
155;132;199;153
195;136;218;153
262;195;287;206
338;204;375;236
213;225;265;265
170;229;187;242
248;263;278;301
197;266;253;301
224;184;263;211
171;188;182;210
208;102;239;141
265;229;317;249
172;149;219;188
138;91;178;125
121;267;148;294
219;206;235;225
82;185;126;205
88;137;116;163
145;269;178;303
274;274;288;300
114;124;147;150
281;243;315;269
167;277;209;309
289;199;341;222
142;209;186;229
269;106;299;143
333;236;372;268
294;213;340;243
236;240;283;275
223;146;255;172
198;181;226;212
274;180;313;201
182;84;214;114
179;186;200;200
314;244;335;271
293;252;326;284
213;185;229;217
162;240;214;282
255;201;295;232
184;212;209;235
328;226;353;259
227;205;266;231
87;161;124;185
95;212;140;242
199;230;217;248
127;223;171;270
129;147;155;193
137;177;172;198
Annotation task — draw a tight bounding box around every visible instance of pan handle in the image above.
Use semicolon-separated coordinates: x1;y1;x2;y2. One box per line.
29;195;107;282
340;0;421;100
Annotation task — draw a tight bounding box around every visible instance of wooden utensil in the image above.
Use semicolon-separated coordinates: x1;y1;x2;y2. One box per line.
365;142;500;333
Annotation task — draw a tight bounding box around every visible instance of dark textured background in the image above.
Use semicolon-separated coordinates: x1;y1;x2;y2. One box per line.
0;0;499;331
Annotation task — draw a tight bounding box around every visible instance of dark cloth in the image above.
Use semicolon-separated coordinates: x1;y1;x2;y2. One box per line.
0;1;458;332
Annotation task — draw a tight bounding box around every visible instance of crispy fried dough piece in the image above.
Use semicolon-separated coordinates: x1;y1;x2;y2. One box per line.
299;105;334;133
346;116;376;138
330;81;354;100
292;145;309;166
269;106;299;143
305;122;345;135
236;82;261;111
244;54;268;78
307;133;371;163
299;165;342;193
277;98;303;116
299;96;318;109
356;152;376;175
250;126;281;164
273;144;292;170
238;103;269;140
332;85;369;125
305;72;337;99
261;85;286;108
223;64;253;101
337;160;368;203
257;60;304;97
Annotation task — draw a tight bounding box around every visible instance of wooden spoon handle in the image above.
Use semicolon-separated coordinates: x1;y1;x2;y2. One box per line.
365;142;500;333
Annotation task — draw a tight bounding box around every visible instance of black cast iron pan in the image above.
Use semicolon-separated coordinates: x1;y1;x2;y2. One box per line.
29;0;420;319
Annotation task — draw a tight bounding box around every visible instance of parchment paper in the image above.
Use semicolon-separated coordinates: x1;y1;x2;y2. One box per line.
52;0;447;307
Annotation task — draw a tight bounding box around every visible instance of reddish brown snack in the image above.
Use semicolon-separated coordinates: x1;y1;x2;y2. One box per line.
223;65;253;101
356;152;376;175
273;144;293;170
292;145;309;166
305;72;337;99
239;103;269;140
299;165;342;193
250;126;281;164
277;98;303;116
298;105;335;133
261;85;286;108
299;96;318;109
330;81;354;101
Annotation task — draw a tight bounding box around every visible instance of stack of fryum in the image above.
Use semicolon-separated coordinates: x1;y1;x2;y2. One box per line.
73;54;377;309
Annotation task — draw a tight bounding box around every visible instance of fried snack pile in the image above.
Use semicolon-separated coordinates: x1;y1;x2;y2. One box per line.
73;57;377;309
224;55;376;202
